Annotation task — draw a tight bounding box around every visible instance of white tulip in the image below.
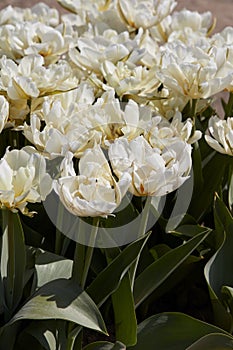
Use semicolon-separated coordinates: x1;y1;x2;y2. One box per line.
117;0;177;29
0;3;59;27
0;21;72;64
100;60;162;101
157;42;233;99
0;54;78;101
69;29;131;74
54;146;131;217
57;0;110;18
23;84;98;158
211;27;233;48
145;111;202;148
24;87;153;157
151;89;189;120
109;135;192;197
0;147;52;215
205;115;233;156
0;96;9;133
168;9;213;37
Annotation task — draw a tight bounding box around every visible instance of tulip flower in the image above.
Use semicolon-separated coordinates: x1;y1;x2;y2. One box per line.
0;146;52;215
54;146;131;217
109;135;192;197
0;95;9;133
205;115;233;156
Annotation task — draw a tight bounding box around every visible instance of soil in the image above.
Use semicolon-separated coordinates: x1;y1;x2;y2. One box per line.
0;0;232;34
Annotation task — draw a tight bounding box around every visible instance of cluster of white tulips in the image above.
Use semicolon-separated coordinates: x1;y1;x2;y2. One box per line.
0;0;232;218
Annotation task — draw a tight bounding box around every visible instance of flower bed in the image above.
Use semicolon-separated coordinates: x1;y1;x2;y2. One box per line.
0;1;232;349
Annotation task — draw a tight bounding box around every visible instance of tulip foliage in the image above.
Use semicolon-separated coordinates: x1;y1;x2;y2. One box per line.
0;0;233;349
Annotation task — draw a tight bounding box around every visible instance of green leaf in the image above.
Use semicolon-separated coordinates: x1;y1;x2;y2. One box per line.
191;142;204;194
7;278;107;334
87;233;150;307
111;273;137;346
205;196;233;296
34;249;73;288
171;224;211;238
0;323;20;350
204;196;233;331
186;332;233;349
139;253;201;317
83;341;126;350
0;211;26;319
134;228;211;308
222;286;233;316
188;152;231;220
105;247;137;347
128;312;231;350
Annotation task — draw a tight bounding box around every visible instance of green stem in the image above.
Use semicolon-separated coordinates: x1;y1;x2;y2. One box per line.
55;202;65;255
138;196;152;238
191;98;198;119
130;196;152;290
81;218;99;289
72;219;86;284
72;217;99;289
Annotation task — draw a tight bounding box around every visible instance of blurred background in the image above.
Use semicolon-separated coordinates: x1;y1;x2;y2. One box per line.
0;0;232;33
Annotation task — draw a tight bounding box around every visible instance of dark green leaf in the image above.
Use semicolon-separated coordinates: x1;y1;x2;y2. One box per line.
134;228;211;308
128;312;231;350
105;247;137;347
83;341;126;350
111;273;137;346
186;332;233;349
0;211;26;319
204;196;233;331
205;197;233;297
87;233;150;307
189;153;231;220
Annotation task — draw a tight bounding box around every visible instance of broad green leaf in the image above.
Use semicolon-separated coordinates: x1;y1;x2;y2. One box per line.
204;196;233;331
83;341;126;350
139;253;201;316
0;210;26;319
191;142;204;194
221;286;233;316
134;228;211;308
34;249;73;288
188;153;231;220
186;332;233;349
87;233;150;307
7;278;107;334
172;224;211;238
111;273;137;346
128;312;231;350
205;197;233;296
105;247;137;347
0;322;20;350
